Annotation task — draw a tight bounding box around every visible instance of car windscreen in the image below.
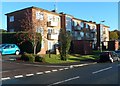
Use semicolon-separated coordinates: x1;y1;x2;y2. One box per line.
0;44;6;48
115;51;120;53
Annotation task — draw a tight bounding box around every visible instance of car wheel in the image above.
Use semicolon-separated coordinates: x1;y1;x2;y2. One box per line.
15;51;20;55
110;57;113;63
117;58;120;61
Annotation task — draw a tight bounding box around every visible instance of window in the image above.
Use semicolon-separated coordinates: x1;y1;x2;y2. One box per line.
48;41;53;50
72;21;74;26
11;45;15;48
36;11;44;20
74;21;77;26
9;29;14;32
48;16;53;21
86;24;90;28
36;27;44;35
48;28;54;34
56;17;59;22
53;16;56;22
48;16;59;22
80;32;84;37
9;16;14;22
80;22;84;28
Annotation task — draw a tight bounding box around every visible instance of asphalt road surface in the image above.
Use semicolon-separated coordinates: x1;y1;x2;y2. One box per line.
2;61;120;86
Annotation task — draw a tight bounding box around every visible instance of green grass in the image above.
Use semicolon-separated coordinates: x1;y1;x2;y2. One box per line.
42;54;99;64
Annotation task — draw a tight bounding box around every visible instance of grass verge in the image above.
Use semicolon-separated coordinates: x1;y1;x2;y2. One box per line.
42;54;99;64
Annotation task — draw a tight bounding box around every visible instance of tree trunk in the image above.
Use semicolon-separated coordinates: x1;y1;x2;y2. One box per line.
34;45;36;55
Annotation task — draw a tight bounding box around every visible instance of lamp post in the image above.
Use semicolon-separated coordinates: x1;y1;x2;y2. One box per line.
100;20;105;52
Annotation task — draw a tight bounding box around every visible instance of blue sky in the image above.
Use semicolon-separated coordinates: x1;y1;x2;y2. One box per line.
1;2;118;31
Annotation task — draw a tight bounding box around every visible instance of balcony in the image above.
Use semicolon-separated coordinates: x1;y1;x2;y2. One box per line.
90;29;96;32
47;21;58;27
91;37;96;41
74;26;82;31
47;33;58;40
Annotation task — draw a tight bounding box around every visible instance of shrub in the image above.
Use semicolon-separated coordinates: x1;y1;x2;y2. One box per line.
21;53;29;61
28;54;35;63
21;53;35;62
35;55;43;62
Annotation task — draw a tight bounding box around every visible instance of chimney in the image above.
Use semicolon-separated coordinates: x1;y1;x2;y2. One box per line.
89;21;92;22
51;10;56;12
59;12;64;14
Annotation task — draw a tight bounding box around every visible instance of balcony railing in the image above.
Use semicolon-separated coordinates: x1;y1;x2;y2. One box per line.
47;21;58;27
90;29;96;32
91;37;97;41
47;33;58;40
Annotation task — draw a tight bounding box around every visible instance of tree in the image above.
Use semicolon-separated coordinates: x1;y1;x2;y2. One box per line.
0;29;7;32
17;9;45;54
14;32;42;53
113;30;120;39
109;31;119;40
58;29;72;61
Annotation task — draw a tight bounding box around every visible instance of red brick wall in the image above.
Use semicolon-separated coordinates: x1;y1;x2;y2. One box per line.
72;40;92;54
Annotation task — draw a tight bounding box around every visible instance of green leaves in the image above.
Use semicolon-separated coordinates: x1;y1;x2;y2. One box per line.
58;29;72;61
109;31;118;40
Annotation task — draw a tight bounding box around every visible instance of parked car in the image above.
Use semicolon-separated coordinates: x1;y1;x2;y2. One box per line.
0;44;20;55
98;51;120;63
114;50;120;57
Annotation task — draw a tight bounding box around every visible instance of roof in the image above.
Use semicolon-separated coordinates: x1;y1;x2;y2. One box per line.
86;21;96;24
5;6;61;16
73;17;87;22
97;24;110;28
103;25;110;28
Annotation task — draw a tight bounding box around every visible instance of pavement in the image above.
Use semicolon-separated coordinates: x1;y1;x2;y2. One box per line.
1;55;97;81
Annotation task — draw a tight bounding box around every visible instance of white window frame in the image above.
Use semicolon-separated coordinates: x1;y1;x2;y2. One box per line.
48;15;53;21
9;16;14;22
36;11;44;20
36;27;44;35
48;28;54;34
48;41;53;50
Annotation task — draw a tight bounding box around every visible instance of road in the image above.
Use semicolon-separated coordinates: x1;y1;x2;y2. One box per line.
2;61;120;86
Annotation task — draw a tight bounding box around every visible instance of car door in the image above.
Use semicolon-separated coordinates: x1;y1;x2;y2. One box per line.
3;45;11;54
112;52;118;61
3;45;15;54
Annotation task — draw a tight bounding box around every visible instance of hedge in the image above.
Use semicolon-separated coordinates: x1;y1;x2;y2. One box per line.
1;32;42;54
21;53;44;62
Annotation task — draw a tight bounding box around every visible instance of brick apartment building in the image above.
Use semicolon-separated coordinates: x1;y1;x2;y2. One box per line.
5;6;61;54
97;24;110;50
5;6;110;54
60;12;97;54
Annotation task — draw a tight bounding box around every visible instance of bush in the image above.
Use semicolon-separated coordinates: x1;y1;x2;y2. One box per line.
21;53;35;62
28;54;35;63
21;53;29;61
35;55;43;62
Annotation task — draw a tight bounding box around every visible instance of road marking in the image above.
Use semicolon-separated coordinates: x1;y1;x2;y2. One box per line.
1;77;11;81
59;68;64;71
14;75;23;78
45;71;51;73
26;74;34;76
92;67;112;74
64;68;69;70
36;72;43;75
52;69;58;72
70;65;73;68
48;76;80;86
